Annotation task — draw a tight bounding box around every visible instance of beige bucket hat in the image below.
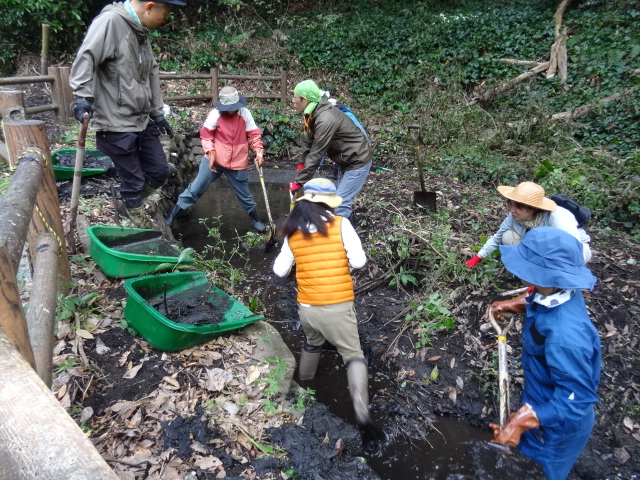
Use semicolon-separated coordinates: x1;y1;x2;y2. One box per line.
497;181;557;211
296;178;343;209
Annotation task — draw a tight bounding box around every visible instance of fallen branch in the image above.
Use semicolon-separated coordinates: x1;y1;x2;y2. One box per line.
468;61;551;105
497;59;545;67
551;86;639;122
354;259;405;296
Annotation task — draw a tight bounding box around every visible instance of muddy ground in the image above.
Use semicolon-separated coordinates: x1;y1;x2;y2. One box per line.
9;83;640;480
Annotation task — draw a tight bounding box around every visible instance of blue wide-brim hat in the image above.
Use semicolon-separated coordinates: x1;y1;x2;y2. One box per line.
499;226;597;290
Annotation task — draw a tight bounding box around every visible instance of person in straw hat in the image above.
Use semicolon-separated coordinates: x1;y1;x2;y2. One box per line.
482;226;600;480
272;178;376;429
165;86;267;231
466;181;592;268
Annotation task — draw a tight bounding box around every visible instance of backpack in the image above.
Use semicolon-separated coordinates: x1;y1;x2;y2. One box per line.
550;194;592;228
336;104;372;144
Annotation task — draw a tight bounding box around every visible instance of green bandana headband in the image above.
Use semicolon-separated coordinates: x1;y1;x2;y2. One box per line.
294;79;322;114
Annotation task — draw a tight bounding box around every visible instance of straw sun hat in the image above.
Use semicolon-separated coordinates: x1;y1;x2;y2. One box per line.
497;181;557;212
296;178;343;209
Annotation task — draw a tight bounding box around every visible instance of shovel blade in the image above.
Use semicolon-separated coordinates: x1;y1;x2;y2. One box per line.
264;223;278;253
413;191;436;211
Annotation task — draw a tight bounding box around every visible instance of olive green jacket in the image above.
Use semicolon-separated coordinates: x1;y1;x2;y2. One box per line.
295;100;373;184
69;3;164;132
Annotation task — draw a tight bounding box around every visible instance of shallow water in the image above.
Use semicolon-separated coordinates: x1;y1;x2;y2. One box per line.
175;174;542;479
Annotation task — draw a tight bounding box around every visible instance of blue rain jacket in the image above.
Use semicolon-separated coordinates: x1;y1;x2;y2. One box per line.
518;290;601;480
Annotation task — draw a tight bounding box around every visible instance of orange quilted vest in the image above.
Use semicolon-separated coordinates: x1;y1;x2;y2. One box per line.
288;217;354;305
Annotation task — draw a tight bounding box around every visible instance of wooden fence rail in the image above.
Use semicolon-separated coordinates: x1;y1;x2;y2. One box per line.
0;67;72;121
0;67;288;121
160;68;289;104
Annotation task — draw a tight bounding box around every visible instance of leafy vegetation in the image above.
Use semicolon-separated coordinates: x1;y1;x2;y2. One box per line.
192;217;246;290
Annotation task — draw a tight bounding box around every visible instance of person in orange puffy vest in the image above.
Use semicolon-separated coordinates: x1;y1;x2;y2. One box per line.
272;178;373;427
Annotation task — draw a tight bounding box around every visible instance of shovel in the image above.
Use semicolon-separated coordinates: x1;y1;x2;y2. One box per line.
407;125;436;212
257;165;277;253
486;307;515;428
64;113;90;254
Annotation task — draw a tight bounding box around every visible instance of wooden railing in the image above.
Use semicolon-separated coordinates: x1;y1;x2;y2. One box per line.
0;67;288;121
0;67;73;121
160;68;289;104
0;92;118;479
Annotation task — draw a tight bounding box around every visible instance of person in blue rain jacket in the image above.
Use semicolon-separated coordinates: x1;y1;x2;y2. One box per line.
484;226;601;480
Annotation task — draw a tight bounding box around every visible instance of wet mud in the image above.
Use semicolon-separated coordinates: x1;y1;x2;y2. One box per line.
101;230;181;257
55;152;112;170
153;288;231;326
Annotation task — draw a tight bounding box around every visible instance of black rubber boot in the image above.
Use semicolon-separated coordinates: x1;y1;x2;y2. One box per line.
298;342;322;381
346;358;372;426
122;194;151;229
165;204;183;226
248;208;266;232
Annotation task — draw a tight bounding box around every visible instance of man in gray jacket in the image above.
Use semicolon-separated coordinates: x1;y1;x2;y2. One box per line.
70;0;185;227
291;79;373;219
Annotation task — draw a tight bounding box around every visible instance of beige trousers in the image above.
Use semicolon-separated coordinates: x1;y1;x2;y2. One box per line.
298;301;364;364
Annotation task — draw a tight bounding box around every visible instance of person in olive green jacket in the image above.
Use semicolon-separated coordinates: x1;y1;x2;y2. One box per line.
290;80;373;219
69;0;185;227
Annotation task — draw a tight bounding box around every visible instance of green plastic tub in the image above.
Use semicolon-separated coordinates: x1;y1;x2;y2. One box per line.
52;148;112;180
124;271;264;350
88;225;195;278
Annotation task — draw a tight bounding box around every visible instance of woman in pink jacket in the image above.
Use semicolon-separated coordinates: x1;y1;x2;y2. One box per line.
165;86;266;231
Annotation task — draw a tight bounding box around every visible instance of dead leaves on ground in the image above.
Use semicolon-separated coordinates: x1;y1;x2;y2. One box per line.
53;321;295;479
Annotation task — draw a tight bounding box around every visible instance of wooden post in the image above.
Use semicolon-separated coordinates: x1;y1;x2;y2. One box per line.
41;24;50;76
0;90;26;169
0;89;26;121
48;66;72;123
0;247;36;368
211;67;219;106
280;70;288;104
0;330;120;480
3;120;71;285
25;233;58;387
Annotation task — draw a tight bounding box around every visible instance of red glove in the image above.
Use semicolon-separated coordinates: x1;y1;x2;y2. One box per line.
466;255;483;268
289;182;303;194
489;403;540;448
483;293;528;322
297;163;305;171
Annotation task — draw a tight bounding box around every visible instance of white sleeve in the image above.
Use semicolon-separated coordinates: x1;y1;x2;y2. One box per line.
340;218;367;269
202;109;221;130
548;207;583;242
273;237;295;277
239;107;259;131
